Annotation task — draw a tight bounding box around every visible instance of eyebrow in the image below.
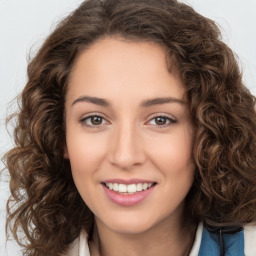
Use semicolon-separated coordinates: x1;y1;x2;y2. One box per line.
71;95;186;107
72;96;111;107
140;97;186;107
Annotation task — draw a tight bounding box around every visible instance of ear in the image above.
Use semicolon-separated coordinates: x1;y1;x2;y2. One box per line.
63;145;70;159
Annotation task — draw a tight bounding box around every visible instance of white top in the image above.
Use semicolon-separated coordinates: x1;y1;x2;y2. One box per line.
64;222;256;256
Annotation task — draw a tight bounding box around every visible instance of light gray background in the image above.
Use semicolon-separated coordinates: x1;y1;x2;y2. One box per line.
0;1;255;255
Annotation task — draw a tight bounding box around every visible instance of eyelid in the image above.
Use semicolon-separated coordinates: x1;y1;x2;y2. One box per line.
79;113;110;129
145;113;177;128
79;112;177;129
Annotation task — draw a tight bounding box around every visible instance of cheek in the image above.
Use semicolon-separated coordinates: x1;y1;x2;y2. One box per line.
66;133;107;211
66;131;111;209
151;130;195;208
147;125;195;206
66;131;108;172
148;127;194;173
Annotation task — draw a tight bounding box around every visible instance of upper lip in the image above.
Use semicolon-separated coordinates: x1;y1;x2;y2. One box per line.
102;178;156;185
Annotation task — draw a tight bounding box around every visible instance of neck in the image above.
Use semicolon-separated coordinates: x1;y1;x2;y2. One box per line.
90;213;197;256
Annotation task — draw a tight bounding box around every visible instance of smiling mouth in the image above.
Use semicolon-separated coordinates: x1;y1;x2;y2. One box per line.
102;182;157;194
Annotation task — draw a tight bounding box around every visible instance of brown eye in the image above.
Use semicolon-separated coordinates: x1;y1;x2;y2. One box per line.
155;117;168;125
80;114;108;128
148;115;177;127
91;116;103;125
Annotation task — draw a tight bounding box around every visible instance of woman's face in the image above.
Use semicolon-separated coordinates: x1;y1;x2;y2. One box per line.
64;37;195;235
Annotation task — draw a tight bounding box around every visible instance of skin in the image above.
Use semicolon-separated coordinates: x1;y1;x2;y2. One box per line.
64;37;196;256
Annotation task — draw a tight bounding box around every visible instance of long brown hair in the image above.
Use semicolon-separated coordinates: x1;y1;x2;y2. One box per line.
3;0;256;255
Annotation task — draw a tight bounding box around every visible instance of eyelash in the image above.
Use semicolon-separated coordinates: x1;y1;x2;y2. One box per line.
79;113;177;129
80;114;108;129
147;115;177;128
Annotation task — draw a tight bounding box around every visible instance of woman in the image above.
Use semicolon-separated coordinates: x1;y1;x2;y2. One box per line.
4;0;256;255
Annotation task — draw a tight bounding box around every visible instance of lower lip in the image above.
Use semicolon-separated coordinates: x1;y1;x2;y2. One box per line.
102;184;156;207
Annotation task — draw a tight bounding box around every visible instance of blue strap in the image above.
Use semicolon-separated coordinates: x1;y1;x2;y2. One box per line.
198;226;244;256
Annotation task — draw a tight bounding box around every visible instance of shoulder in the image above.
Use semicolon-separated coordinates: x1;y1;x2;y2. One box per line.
190;222;256;256
61;237;79;256
189;222;203;256
244;224;256;256
62;229;90;256
62;223;256;256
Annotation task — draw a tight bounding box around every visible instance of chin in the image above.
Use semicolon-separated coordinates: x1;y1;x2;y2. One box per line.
102;215;158;235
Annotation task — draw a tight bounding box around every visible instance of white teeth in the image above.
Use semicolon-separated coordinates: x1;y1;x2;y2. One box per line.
119;184;127;193
137;183;143;191
105;182;154;194
142;183;148;190
127;184;136;193
113;183;119;191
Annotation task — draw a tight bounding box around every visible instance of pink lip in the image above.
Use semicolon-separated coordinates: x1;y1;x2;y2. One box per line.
101;182;156;207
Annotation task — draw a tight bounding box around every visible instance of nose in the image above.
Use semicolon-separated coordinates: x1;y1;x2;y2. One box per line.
107;122;146;170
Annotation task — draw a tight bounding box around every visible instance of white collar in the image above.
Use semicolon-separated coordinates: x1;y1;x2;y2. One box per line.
65;222;203;256
189;222;203;256
65;222;256;256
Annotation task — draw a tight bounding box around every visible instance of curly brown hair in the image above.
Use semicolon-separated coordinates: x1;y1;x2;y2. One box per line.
3;0;256;255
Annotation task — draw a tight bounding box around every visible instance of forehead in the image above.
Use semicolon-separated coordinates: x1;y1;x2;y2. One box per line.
66;37;186;105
